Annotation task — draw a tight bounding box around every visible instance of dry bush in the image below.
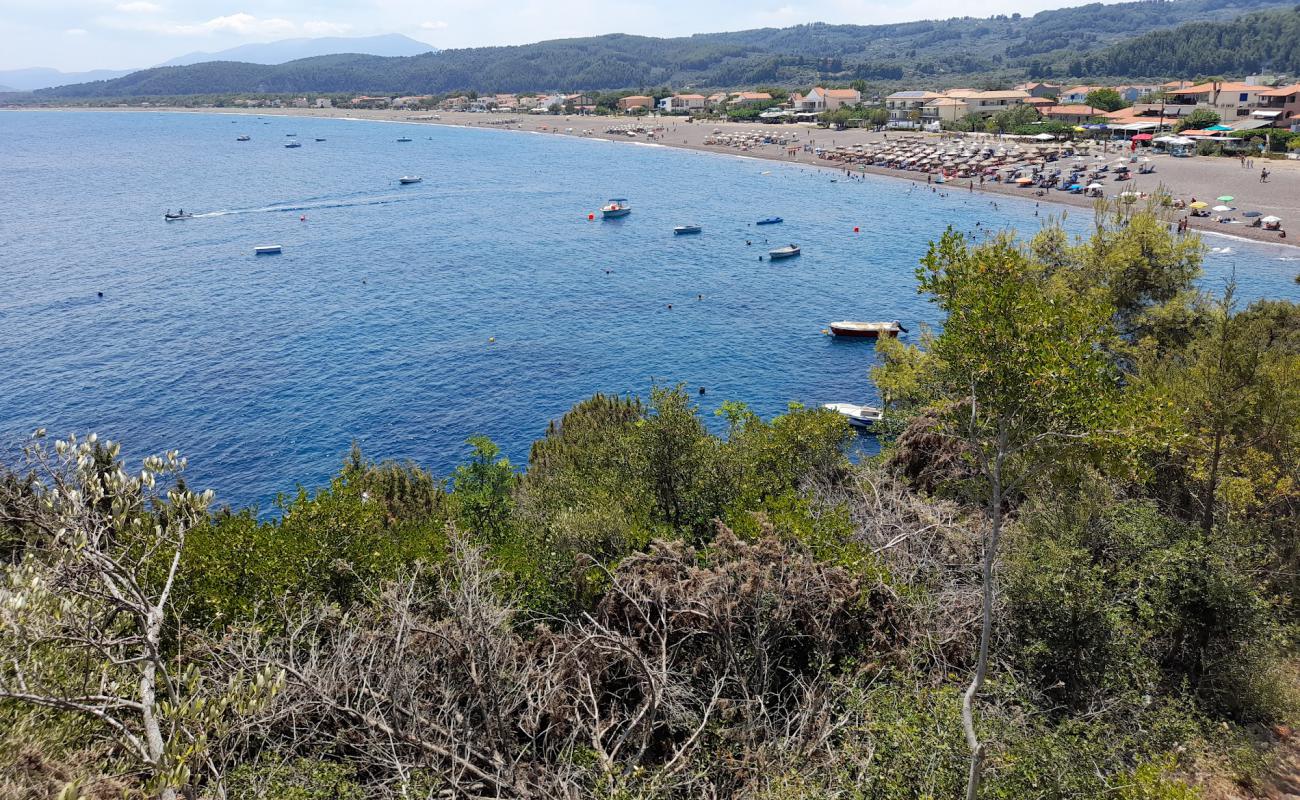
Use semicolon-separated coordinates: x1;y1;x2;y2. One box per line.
808;464;985;677
211;527;903;798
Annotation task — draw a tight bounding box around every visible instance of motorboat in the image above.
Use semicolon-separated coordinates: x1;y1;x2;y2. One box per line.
285;133;296;137
163;212;194;221
756;217;783;225
236;135;251;141
828;320;908;338
399;176;423;184
284;141;302;148
823;402;883;428
254;245;282;255
396;137;413;142
601;198;631;218
768;244;801;259
315;138;326;142
673;224;702;235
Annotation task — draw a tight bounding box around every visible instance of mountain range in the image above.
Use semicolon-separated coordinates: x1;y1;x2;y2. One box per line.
0;34;435;92
24;0;1300;99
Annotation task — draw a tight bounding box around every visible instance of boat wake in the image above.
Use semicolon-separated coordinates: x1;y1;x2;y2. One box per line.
195;191;422;218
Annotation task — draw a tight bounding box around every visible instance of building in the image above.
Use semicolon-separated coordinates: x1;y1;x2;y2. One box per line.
658;93;706;112
706;92;729;109
1041;104;1105;124
617;95;653;111
315;98;332;109
1164;81;1271;119
729;91;773;107
1255;84;1300;129
1015;81;1061;99
800;86;862;111
1114;84;1160;103
916;89;1029;123
1058;85;1105;104
885;90;941;126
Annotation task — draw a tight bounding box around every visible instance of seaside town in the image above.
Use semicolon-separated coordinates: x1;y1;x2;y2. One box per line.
144;76;1299;243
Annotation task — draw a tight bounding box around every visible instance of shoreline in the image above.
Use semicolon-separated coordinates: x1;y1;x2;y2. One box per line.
11;105;1298;251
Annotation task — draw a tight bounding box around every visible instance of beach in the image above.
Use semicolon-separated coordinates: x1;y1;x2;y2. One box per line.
15;105;1299;248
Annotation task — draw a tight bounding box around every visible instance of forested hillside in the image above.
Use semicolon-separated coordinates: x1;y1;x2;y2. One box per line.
32;0;1294;98
1091;5;1300;77
2;202;1298;799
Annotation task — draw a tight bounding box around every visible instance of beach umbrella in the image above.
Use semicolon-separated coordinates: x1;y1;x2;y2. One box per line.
1087;182;1103;189
1212;205;1232;212
1206;124;1233;132
1261;215;1282;224
1216;196;1234;202
1189;201;1209;209
1242;211;1262;218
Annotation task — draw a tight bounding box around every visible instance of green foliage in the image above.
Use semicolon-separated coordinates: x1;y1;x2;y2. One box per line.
225;758;364;800
1176;107;1223;132
1006;498;1281;717
1085;86;1128;111
177;448;453;624
451;435;517;542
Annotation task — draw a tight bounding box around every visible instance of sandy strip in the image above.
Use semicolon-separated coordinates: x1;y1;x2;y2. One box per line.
12;105;1300;251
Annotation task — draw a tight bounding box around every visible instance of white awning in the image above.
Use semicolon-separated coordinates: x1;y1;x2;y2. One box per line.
1251;110;1283;118
1115;121;1161;131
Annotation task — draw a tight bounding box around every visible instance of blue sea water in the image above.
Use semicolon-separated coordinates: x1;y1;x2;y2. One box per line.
2;110;1298;510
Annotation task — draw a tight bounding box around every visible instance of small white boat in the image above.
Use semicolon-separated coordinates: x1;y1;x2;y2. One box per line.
284;141;302;148
396;137;413;142
399;176;423;184
673;224;702;235
236;135;250;141
314;138;326;142
164;211;194;221
601;198;631;218
823;402;883;428
254;245;282;255
769;244;801;259
828;320;908;338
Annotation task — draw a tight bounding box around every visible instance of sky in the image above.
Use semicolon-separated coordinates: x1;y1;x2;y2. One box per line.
1;0;1106;72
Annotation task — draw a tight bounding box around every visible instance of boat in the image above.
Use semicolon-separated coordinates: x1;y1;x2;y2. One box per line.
756;217;783;225
768;244;801;259
601;198;631;218
673;224;702;235
396;137;413;142
315;138;326;142
285;133;296;137
823;402;883;428
254;245;282;255
163;212;194;221
236;135;250;141
399;176;423;184
828;320;908;338
285;141;302;148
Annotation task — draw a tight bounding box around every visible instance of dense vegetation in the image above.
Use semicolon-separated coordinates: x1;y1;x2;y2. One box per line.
1089;5;1300;77
29;0;1294;99
2;203;1298;798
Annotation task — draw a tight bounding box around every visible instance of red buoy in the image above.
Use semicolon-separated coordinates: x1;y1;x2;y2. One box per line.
301;215;307;221
588;213;595;220
853;226;860;233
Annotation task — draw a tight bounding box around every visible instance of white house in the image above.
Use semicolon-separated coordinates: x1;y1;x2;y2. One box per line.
801;86;862;112
658;94;707;112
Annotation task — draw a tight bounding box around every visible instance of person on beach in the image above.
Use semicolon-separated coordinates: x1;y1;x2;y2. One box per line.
1261;168;1269;183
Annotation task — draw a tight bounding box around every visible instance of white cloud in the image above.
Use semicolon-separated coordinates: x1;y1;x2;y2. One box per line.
65;28;89;35
115;1;163;12
420;20;449;30
168;12;297;37
302;20;353;35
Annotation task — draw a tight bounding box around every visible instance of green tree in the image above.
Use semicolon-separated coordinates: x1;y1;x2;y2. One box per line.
452;436;516;542
1176;107;1221;131
913;231;1119;799
1085;87;1128;112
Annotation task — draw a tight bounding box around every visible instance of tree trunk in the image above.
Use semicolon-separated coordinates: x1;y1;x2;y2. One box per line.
964;454;1003;800
140;606;177;800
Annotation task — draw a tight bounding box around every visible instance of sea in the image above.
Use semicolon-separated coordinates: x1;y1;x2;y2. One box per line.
2;110;1298;511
